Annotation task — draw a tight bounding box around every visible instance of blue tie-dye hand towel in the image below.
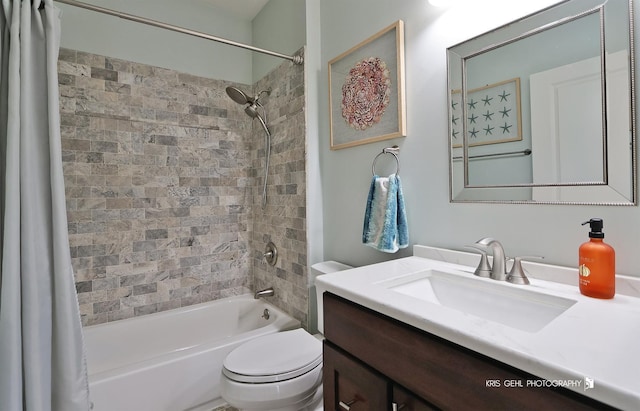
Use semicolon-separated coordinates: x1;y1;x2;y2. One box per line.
362;174;408;253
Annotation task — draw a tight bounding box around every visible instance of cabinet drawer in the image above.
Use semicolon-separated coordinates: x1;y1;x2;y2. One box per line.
323;342;389;410
323;292;613;410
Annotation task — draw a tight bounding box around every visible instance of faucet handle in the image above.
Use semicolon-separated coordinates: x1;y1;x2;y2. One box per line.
465;245;492;278
506;256;544;285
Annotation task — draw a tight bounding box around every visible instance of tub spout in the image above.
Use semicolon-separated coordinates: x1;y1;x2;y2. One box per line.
254;287;274;299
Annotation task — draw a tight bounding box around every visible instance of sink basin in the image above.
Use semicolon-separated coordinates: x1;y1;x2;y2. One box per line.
379;269;577;332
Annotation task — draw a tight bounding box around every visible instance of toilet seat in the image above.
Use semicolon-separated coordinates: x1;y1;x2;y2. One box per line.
222;329;322;384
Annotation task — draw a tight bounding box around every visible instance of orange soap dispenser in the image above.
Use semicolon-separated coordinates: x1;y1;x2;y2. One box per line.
578;218;615;299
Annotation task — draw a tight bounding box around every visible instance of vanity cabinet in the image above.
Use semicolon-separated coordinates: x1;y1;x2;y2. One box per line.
322;292;615;411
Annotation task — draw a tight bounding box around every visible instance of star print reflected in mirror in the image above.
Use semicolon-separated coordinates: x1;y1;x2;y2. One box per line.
499;90;511;101
482;95;493;106
500;122;512;134
499;107;511;118
467;99;477;109
483;110;494;121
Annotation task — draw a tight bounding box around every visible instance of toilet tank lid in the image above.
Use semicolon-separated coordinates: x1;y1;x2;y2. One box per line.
311;261;353;275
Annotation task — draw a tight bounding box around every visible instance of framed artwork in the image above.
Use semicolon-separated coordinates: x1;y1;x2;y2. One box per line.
451;78;522;147
328;20;406;150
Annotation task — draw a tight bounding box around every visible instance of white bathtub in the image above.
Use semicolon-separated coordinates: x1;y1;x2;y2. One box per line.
83;294;300;411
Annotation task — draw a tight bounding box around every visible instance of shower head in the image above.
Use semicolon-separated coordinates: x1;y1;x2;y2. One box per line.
226;86;272;108
226;86;253;105
248;105;270;136
225;84;272;209
244;103;260;119
227;85;271;133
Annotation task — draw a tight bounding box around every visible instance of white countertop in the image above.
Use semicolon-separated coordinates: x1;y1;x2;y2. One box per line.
315;246;640;410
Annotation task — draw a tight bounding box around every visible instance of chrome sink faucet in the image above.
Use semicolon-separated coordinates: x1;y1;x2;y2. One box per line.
475;237;507;281
470;238;541;285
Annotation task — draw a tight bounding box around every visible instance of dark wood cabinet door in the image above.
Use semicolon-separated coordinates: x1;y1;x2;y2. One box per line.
323;342;389;411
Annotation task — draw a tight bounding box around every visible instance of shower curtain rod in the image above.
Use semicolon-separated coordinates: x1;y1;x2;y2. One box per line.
53;0;304;65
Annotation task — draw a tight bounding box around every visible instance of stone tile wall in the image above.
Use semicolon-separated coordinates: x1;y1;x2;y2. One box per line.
58;48;307;327
59;48;257;326
250;53;309;328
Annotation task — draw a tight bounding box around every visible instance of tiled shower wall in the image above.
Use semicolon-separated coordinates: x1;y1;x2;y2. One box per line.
251;55;308;327
58;47;307;327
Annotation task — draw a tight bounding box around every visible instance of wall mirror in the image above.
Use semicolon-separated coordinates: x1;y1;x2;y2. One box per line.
447;0;636;205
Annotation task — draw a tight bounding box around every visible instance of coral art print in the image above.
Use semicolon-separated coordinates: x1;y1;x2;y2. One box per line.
341;57;392;131
329;20;406;150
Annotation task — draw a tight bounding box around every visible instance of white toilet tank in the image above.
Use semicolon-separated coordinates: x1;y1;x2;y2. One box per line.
309;261;353;334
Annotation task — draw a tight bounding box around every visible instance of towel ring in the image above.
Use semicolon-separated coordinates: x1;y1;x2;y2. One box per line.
372;146;400;176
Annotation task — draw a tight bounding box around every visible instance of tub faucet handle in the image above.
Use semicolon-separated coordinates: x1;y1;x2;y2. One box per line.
263;242;278;266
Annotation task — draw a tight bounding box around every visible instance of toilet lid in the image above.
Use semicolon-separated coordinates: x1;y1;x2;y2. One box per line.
223;329;322;383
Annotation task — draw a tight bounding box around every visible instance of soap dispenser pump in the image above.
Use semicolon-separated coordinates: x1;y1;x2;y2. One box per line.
578;218;615;299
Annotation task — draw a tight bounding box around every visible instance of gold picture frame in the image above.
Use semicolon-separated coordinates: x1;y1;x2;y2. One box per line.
328;20;406;150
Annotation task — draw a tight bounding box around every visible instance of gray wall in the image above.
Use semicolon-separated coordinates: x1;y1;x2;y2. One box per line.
57;0;307;85
317;0;640;277
252;0;306;82
57;0;252;83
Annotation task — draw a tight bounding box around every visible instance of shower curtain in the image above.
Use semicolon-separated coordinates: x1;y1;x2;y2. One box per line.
0;0;91;410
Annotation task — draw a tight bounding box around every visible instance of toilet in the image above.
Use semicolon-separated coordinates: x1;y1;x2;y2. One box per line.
220;261;352;411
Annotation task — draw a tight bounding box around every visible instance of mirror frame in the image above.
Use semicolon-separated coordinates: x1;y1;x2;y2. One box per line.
447;0;637;205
